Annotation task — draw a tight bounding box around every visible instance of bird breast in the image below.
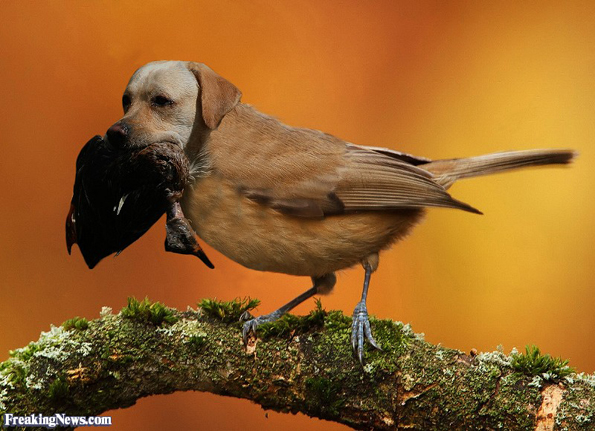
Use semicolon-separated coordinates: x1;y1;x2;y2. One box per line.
181;172;424;277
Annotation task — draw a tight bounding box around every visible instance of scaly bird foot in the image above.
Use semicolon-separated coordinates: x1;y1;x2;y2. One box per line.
242;310;285;344
351;301;382;364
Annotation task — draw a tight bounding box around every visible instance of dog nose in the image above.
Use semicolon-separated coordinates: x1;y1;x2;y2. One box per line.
106;122;129;148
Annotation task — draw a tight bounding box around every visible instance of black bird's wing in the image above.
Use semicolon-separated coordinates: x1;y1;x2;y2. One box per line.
66;137;191;268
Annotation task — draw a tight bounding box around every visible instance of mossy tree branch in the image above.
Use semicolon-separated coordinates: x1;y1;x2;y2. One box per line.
1;298;594;430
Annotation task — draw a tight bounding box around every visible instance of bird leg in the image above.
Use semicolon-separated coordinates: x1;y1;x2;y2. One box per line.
351;263;382;364
165;200;214;269
242;273;336;344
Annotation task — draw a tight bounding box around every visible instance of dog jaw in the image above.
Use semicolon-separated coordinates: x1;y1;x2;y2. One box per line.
109;61;199;150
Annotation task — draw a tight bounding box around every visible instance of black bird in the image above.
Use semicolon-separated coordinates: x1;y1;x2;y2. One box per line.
66;135;213;269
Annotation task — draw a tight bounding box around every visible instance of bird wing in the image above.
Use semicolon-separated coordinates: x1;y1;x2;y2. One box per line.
332;144;481;214
211;107;480;217
233;144;480;217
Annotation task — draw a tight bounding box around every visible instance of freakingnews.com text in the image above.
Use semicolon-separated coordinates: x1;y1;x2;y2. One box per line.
3;413;112;428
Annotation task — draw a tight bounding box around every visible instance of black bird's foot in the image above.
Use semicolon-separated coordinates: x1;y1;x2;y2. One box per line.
165;201;214;269
351;301;382;364
242;309;285;344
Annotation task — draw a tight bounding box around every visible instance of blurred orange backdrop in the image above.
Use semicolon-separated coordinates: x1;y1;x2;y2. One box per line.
1;1;594;429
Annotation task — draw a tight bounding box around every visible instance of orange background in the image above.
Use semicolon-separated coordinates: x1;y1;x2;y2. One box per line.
1;1;594;430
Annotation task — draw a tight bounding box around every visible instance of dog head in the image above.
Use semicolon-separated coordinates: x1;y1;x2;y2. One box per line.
106;61;241;149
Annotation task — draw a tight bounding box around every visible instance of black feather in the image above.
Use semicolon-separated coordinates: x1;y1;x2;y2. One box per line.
67;136;190;269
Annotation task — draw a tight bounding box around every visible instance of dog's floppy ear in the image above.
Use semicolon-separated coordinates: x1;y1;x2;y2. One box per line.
186;62;242;129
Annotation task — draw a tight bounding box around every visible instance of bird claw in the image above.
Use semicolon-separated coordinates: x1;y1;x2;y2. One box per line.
351;301;382;364
242;310;283;345
239;310;254;322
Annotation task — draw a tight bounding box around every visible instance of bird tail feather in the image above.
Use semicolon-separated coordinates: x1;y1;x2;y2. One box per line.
423;149;576;189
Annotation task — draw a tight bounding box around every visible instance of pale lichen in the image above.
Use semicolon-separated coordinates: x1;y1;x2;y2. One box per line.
0;370;16;411
100;306;113;317
156;317;205;340
528;375;543;388
574;372;595;388
399;322;424;340
476;349;514;369
33;326;93;362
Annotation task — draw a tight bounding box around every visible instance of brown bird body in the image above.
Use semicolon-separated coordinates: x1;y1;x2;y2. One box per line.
181;103;572;278
182;104;427;277
102;60;575;363
184;174;422;277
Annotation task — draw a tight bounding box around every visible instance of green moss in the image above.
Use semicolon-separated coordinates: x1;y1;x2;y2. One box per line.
121;297;177;326
310;298;327;323
369;320;411;355
556;376;595;428
9;342;41;361
62;316;89;331
3;362;27;386
259;299;327;339
324;310;351;331
199;297;260;323
186;333;208;350
511;345;574;381
304;376;345;416
48;375;69;402
108;354;134;366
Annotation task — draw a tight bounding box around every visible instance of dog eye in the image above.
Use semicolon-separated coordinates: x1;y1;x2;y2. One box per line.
122;94;131;112
152;95;174;107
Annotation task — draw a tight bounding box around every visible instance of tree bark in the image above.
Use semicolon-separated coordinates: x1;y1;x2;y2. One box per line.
1;300;594;430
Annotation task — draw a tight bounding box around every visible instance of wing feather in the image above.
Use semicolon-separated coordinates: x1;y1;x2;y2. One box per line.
335;144;480;214
224;106;480;217
240;143;480;216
